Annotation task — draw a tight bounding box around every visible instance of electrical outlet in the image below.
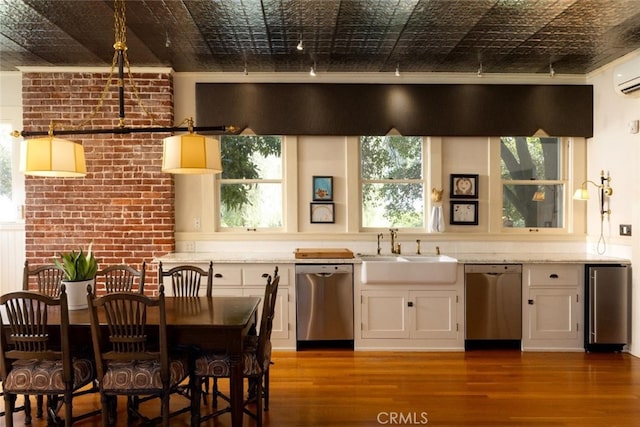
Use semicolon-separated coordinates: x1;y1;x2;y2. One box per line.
185;241;196;252
629;120;639;134
193;217;201;230
619;224;632;236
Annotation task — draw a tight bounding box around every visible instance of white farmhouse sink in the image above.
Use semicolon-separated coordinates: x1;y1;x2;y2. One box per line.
360;254;458;284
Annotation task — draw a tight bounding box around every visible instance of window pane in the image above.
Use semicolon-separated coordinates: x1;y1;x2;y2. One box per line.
220;183;282;228
361;136;422;180
0;124;16;221
503;184;564;228
500;136;560;180
221;136;282;179
362;183;424;228
218;135;282;230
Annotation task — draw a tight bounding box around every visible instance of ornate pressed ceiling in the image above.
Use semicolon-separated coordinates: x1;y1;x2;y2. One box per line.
1;0;640;75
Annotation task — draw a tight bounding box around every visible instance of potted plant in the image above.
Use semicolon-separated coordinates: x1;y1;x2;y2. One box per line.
54;244;98;310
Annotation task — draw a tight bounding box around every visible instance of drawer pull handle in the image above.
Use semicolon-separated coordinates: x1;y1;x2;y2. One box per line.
549;274;559;279
214;273;223;278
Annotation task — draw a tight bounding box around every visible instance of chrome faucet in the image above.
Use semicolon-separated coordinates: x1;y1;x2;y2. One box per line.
389;228;400;254
376;233;384;255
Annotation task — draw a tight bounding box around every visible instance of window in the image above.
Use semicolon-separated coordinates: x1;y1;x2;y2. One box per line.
0;123;21;222
360;135;424;229
217;135;282;230
500;136;565;229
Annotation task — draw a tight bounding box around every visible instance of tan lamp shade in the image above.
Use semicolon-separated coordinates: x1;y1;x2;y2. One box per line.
162;133;223;174
573;187;590;200
20;136;87;177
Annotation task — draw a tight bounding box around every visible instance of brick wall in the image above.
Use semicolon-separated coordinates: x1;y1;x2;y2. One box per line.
22;71;175;293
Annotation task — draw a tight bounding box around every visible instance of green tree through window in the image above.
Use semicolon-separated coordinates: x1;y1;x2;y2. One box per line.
218;135;282;229
361;135;424;228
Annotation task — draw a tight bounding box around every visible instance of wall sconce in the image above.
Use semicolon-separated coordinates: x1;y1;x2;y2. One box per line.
573;170;613;254
573;170;613;219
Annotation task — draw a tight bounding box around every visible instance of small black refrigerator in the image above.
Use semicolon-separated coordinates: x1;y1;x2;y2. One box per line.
585;264;631;352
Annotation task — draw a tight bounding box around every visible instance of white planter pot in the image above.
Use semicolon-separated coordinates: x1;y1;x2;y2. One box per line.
62;279;94;310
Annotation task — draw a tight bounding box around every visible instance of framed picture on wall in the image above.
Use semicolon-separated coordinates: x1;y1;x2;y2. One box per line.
450;201;478;225
310;202;335;223
450;174;479;199
312;176;333;201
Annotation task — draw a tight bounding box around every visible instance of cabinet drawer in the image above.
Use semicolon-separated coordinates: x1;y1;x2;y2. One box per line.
212;266;242;286
244;264;286;285
526;265;579;286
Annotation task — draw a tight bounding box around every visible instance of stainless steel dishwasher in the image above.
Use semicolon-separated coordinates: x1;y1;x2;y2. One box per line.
465;264;522;349
295;264;354;349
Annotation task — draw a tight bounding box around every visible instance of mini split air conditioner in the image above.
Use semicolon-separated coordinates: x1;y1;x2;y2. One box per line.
613;56;640;96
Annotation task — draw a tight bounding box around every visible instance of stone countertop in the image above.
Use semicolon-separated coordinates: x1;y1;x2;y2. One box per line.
156;251;630;265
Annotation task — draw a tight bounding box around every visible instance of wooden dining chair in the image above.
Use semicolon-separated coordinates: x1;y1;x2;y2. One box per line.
157;261;213;297
22;260;65;296
0;286;99;427
94;262;146;294
157;261;213;401
86;285;190;427
191;270;280;427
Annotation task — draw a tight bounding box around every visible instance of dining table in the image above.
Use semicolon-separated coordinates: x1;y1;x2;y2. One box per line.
67;295;261;427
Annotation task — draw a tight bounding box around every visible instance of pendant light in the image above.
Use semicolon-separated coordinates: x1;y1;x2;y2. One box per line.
162;118;223;174
19;123;86;177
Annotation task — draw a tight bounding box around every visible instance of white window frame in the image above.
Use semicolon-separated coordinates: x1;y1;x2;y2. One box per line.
491;136;579;235
215;135;285;233
359;135;430;232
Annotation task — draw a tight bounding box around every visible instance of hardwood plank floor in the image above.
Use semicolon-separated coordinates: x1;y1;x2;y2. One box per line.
2;349;640;426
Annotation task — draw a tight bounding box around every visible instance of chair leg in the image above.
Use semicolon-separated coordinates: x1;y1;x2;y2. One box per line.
3;392;15;427
212;377;219;408
264;369;270;411
36;394;43;418
161;394;170;427
190;375;202;427
63;390;73;427
23;394;32;424
255;376;263;427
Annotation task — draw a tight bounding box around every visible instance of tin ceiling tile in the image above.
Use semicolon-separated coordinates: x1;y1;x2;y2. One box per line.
0;0;639;74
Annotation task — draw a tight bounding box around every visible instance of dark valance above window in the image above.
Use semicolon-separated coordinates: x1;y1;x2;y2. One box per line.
196;83;593;137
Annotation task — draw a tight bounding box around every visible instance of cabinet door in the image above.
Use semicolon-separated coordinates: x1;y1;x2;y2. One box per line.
409;290;458;339
361;290;409;339
526;288;580;341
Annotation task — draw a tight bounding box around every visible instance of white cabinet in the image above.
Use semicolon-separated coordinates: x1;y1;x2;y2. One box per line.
522;264;583;351
361;290;459;340
357;263;464;350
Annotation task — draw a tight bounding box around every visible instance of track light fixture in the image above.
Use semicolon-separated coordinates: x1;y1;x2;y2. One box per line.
310;62;317;77
477;62;483;78
549;63;556;77
395;63;400;77
297;38;304;51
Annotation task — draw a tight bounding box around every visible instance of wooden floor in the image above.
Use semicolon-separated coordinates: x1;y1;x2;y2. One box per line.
2;349;640;426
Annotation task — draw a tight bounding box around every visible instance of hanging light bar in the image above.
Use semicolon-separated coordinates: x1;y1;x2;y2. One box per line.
12;0;236;176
